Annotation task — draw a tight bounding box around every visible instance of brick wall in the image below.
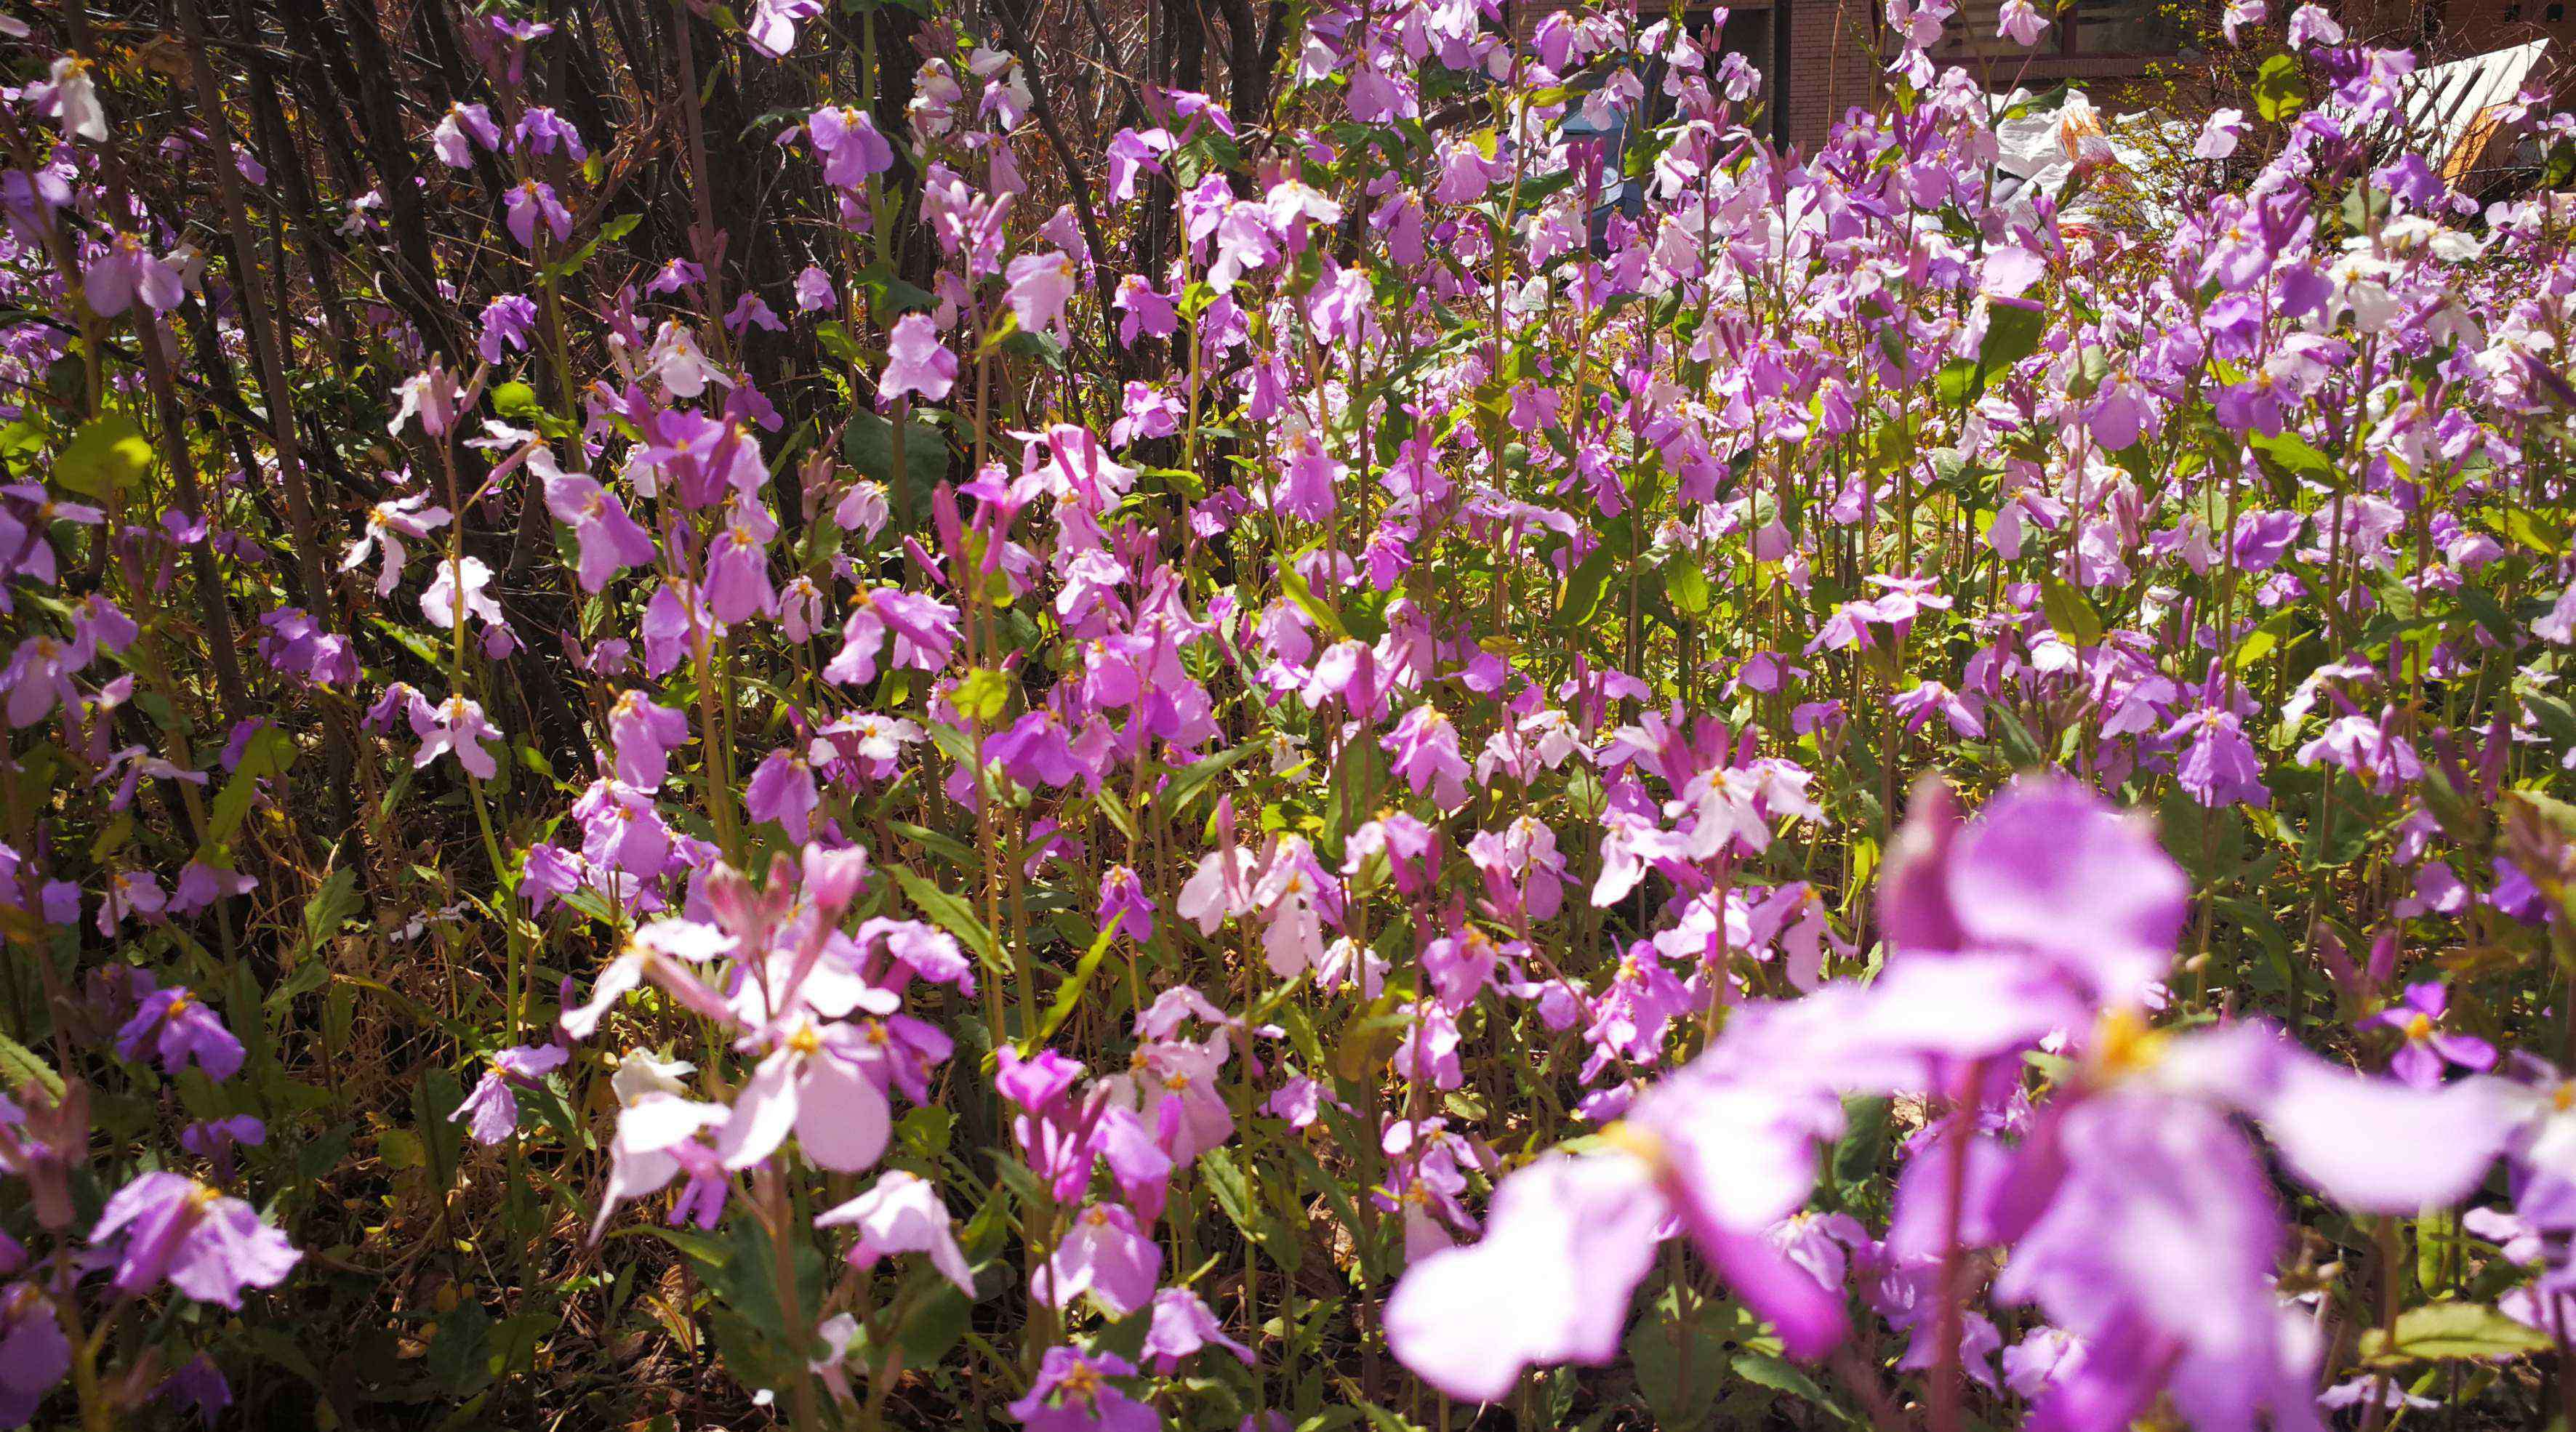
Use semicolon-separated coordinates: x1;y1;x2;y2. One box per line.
1786;0;1886;145
1506;0;1886;147
1504;0;2567;152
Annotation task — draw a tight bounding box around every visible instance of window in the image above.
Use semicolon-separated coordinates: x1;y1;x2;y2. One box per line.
1935;0;2188;60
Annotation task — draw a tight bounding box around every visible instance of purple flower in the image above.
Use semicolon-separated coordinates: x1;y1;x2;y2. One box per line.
2365;981;2497;1088
410;693;502;780
2169;706;2270;809
1034;1202;1163;1316
0;1281;67;1427
538;456;659;593
724;292;783;334
1006;1347;1157;1432
180;1114;266;1182
114;985;245;1082
808;105;894;188
881;313;957;405
745;747;820;842
477;293;539;363
1096;865;1154;942
513;106;587;161
155;1353;231;1428
430;102;500;166
1879;775;2188;1008
814;1170;974;1293
608;690;691;789
84;231;185;318
89;1172;300;1308
502;180;572;250
1141;1287;1253;1373
823;587;960;686
452;1043;571;1146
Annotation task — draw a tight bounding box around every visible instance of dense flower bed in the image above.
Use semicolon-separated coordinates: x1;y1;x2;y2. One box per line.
7;0;2576;1427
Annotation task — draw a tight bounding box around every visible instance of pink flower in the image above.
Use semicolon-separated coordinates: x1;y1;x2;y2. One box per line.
1383;705;1471;810
422;555;505;633
1033;1202;1163;1316
609;690;691;788
882;313;957;404
823;587;960;686
340;493;449;597
540;455;659;592
744;0;822;56
593;1093;729;1239
705;508;779;624
430;102;500;166
808;105;894;187
816;1170;974;1293
1141;1287;1252;1373
1003;251;1080;339
745;747;821;841
410;693;502;779
718;1017;892;1173
502;179;573;249
1385;1154;1667;1401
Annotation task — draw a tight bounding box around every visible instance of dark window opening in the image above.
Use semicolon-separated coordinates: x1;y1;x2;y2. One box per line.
1935;0;2189;60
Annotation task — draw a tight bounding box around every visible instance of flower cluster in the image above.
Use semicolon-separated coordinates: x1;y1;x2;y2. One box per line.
10;0;2576;1426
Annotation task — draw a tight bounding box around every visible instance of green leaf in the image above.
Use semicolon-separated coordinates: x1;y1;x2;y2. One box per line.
889;866;1006;984
1831;1095;1890;1195
2247;429;2335;491
1733;1351;1856;1423
2040;575;2105;647
1935;357;1982;406
1161;739;1269;818
1625;1287;1735;1429
1560;545;1617;627
1027;922;1117;1052
894;1281;976;1366
952;668;1011;725
1664;559;1712;616
1200;1145;1259;1233
815;320;866;365
201;725;297;850
2232;609;2302;670
1278;564;1350;642
426;1298;495;1395
2254;52;2309;122
302;865;363;958
55;414;151;497
0;1030;64;1100
2528;693;2576;749
490;382;544;422
1977;298;2046;374
2359;1303;2554;1363
843;407;950;504
853;261;938;315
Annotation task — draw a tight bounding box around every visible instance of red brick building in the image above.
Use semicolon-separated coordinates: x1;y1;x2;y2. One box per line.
1518;0;2568;148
